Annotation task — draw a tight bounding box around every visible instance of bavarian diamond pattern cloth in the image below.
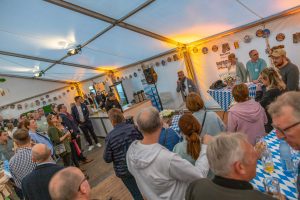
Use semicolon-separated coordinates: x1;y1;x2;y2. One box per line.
170;115;180;133
251;132;299;200
207;83;257;111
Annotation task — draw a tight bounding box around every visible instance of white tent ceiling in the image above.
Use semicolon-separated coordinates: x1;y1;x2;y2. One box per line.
1;0;300;82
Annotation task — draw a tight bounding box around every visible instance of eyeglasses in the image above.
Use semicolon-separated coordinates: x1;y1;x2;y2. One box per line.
77;177;87;191
273;121;300;136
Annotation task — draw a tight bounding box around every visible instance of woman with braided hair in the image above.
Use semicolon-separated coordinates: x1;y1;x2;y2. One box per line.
256;67;286;132
173;113;211;166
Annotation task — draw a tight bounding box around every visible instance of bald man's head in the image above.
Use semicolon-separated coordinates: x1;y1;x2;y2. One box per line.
49;167;90;200
32;144;51;163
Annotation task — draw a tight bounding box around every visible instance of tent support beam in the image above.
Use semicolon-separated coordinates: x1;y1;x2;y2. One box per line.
182;48;199;91
0;73;72;84
41;0;180;75
80;48;177;83
188;5;300;47
0;85;71;107
0;50;109;72
45;0;182;46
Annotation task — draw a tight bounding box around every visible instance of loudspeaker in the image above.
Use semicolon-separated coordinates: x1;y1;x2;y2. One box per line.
143;67;157;84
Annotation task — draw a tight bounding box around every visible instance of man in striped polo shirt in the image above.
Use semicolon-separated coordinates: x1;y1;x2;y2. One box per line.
103;108;143;199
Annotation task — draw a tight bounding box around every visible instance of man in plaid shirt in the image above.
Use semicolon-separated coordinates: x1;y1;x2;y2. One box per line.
9;128;36;199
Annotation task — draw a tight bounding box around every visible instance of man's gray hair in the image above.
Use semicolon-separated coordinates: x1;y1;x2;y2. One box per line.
135;107;162;134
268;91;300;119
207;133;248;177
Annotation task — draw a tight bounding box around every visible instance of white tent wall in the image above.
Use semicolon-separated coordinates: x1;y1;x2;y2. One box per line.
0;80;77;119
0;76;69;106
190;11;300;109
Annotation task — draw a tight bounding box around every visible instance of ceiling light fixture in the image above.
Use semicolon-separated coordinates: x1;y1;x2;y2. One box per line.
32;65;40;73
67;45;82;56
34;70;44;78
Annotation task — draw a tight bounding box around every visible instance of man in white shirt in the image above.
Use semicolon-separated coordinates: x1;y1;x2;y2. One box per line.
126;107;207;200
71;96;101;151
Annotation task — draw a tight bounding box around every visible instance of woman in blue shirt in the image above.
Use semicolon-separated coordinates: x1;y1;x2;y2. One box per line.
158;115;181;151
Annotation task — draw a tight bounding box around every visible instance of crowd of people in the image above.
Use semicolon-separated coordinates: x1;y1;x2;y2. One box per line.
0;95;103;200
102;92;300;200
0;45;299;200
225;46;299;91
101;46;300;199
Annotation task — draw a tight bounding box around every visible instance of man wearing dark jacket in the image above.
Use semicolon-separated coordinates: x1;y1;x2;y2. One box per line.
105;92;123;112
103;108;143;199
22;144;63;200
71;96;101;151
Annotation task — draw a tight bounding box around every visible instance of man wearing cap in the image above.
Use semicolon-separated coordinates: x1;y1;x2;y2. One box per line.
105;92;123;112
246;50;267;83
270;47;299;91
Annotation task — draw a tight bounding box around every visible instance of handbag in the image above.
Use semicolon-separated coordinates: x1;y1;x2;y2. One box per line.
209;80;226;90
54;143;66;155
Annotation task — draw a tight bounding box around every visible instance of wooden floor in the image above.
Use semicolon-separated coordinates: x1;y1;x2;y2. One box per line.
90;174;133;200
80;138;114;187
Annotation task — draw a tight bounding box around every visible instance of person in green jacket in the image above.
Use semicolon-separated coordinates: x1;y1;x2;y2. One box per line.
47;114;72;166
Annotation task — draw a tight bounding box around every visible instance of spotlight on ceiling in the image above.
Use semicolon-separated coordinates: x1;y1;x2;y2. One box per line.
67;45;82;56
34;71;44;78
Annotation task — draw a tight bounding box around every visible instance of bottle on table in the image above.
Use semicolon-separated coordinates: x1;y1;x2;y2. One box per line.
279;139;294;174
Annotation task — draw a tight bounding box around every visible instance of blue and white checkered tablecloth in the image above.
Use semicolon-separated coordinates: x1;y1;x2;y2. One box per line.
170;116;299;199
170;115;180;133
251;132;299;200
207;83;257;111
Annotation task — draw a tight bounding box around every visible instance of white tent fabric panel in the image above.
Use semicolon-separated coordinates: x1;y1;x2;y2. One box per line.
40;64;103;82
238;0;300;18
65;26;175;67
0;55;50;77
64;0;148;19
125;0;258;43
0;0;110;59
125;0;300;43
